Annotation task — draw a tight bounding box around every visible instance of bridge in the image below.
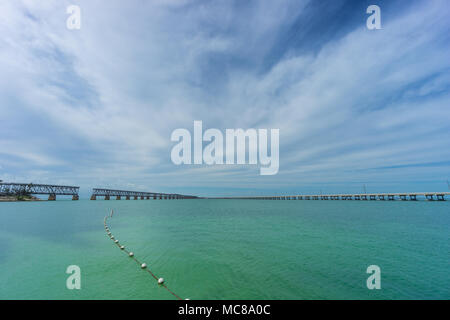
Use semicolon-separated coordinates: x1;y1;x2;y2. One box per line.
90;188;197;200
211;192;450;201
0;182;80;200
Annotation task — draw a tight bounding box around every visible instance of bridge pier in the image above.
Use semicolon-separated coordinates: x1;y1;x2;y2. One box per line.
146;196;150;200
361;195;368;200
90;195;96;200
409;194;417;201
134;196;138;200
116;196;121;200
105;195;110;200
126;196;130;200
48;194;56;201
388;195;395;201
378;195;385;200
437;194;445;201
399;194;407;201
426;194;434;201
370;195;376;200
141;196;144;200
72;195;79;200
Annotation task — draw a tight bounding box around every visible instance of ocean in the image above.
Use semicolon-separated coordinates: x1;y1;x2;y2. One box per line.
0;199;448;299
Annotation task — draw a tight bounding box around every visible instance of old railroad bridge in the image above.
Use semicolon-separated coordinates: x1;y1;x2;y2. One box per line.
90;188;197;200
1;181;449;201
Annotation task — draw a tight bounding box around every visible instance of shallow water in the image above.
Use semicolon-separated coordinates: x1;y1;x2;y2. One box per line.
0;199;448;299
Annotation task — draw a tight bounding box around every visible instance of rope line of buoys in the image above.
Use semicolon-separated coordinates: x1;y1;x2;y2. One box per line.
104;210;185;300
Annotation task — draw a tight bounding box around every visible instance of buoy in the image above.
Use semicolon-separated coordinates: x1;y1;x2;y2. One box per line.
120;245;125;250
107;232;111;235
111;236;114;239
114;240;119;243
185;298;190;300
129;252;134;257
141;263;147;269
158;278;164;284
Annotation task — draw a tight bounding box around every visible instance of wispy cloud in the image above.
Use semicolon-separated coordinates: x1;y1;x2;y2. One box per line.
0;0;449;196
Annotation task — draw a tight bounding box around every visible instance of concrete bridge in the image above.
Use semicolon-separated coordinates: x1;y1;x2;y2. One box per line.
0;182;80;200
90;188;197;200
211;192;450;201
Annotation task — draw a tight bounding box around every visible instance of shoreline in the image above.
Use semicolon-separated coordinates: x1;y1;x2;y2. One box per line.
0;195;42;202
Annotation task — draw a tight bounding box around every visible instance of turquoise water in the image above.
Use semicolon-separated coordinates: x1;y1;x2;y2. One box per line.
0;199;448;299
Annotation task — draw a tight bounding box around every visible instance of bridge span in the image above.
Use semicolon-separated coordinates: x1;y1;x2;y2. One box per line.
0;182;80;200
211;192;450;201
90;188;197;200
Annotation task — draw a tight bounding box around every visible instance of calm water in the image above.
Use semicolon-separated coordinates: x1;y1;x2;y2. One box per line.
0;199;448;299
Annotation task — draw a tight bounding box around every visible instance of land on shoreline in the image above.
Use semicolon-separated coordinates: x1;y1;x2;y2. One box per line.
0;195;42;202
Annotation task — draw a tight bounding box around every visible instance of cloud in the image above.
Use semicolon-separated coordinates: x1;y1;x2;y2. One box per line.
0;0;449;195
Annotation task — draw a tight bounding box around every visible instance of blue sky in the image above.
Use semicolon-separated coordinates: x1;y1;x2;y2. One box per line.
0;0;449;197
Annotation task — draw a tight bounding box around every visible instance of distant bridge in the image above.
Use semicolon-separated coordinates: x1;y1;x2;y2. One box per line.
90;188;197;200
211;192;450;201
0;182;80;200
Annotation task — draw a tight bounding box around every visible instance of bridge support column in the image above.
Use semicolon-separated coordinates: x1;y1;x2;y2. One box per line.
378;195;385;200
426;194;434;201
362;195;368;200
72;195;79;200
146;196;150;200
409;194;416;201
116;196;121;200
400;195;407;201
105;195;110;200
90;195;96;200
141;196;144;200
370;195;376;200
388;195;395;201
48;194;56;201
437;194;445;201
134;196;138;200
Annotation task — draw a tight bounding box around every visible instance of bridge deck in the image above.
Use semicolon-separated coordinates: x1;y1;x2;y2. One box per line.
90;188;197;200
211;192;450;200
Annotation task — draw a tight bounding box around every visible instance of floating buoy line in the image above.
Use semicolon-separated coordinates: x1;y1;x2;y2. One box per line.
104;210;185;300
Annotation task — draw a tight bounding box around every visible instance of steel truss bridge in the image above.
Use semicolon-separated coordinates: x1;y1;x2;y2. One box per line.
90;188;197;200
0;182;80;200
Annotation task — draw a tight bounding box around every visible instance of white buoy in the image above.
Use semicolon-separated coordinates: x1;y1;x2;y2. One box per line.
129;252;134;257
111;236;114;239
158;278;164;284
114;240;119;243
120;245;125;250
107;232;111;235
141;263;147;269
185;298;190;300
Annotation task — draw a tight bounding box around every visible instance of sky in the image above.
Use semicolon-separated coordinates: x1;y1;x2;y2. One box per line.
0;0;449;197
